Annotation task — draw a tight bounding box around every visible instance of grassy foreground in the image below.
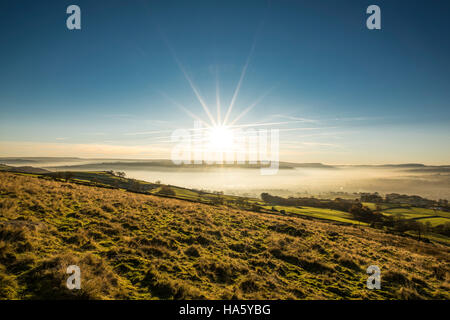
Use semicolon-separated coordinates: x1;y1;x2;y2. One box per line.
0;172;449;299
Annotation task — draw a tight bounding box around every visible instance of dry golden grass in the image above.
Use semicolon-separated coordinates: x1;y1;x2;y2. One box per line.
0;172;449;299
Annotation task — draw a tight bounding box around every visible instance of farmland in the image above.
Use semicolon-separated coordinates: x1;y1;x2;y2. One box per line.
2;165;449;242
0;171;449;299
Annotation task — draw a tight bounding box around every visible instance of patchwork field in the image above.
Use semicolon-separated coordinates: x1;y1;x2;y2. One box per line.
0;172;449;300
261;205;364;225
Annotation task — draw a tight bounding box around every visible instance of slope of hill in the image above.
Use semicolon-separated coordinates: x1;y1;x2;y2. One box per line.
45;161;329;170
0;164;11;171
0;164;50;174
0;172;449;300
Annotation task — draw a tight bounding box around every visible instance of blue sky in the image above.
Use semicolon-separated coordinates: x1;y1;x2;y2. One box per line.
0;0;449;164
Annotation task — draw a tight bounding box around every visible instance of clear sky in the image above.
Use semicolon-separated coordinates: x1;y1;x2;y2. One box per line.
0;0;449;164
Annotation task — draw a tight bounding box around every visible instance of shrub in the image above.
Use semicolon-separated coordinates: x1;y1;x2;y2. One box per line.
337;256;361;271
184;245;200;257
240;276;259;293
157;186;176;196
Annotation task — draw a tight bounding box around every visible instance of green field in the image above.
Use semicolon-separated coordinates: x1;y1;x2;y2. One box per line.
415;217;450;227
362;202;409;211
380;207;450;225
361;202;450;226
261;205;366;225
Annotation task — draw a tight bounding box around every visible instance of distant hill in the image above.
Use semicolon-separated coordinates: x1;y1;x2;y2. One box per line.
0;164;50;174
44;160;336;170
405;166;450;173
0;157;81;163
0;159;39;164
0;164;12;171
380;163;426;167
1;157;449;169
282;162;335;169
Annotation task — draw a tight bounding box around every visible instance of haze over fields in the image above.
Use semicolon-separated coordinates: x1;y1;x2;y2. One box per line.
1;157;448;200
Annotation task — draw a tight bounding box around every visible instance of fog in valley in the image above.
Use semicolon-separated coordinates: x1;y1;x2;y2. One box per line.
113;166;450;200
1;158;448;200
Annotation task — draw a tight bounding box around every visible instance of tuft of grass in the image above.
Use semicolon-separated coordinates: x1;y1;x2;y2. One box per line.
184;245;201;257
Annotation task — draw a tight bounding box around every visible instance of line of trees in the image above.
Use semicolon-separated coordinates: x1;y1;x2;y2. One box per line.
261;193;361;213
360;192;449;210
106;170;126;178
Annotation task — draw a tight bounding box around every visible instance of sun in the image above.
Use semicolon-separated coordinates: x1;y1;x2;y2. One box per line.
208;126;234;151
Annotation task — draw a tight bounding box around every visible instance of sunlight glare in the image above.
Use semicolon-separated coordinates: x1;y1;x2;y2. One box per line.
209;126;234;150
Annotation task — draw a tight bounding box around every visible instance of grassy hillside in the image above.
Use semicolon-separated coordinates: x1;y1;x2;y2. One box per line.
0;172;449;300
6;166;447;235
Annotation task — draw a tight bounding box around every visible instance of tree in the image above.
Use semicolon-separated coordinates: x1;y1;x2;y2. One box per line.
54;172;73;182
63;172;74;182
157;186;175;196
131;179;143;192
251;204;261;212
213;196;224;206
424;221;432;235
236;198;245;209
349;203;380;223
116;171;126;178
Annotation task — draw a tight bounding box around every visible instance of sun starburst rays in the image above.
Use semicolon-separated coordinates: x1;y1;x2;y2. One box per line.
160;27;273;133
157;29;323;158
